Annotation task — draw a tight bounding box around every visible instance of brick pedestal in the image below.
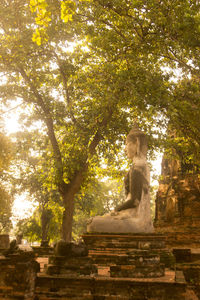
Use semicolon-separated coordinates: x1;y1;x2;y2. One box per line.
83;233;171;278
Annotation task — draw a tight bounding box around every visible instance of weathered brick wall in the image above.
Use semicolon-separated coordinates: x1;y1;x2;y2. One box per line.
0;234;9;252
154;163;200;247
155;175;200;226
0;252;39;299
35;275;188;300
0;242;199;299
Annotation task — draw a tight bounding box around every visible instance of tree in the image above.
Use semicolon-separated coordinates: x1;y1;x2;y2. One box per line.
2;0;200;242
0;132;13;232
1;0;169;241
15;178;124;242
11;132;63;241
15;202;63;243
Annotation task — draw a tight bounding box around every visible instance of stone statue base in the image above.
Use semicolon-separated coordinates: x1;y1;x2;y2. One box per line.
87;206;154;234
82;232;168;278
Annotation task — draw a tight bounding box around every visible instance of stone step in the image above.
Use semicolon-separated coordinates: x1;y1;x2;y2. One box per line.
83;233;166;251
175;270;186;283
85;240;166;251
89;248;149;255
32;245;54;257
176;263;200;284
48;255;94;265
46;263;97;276
173;248;191;263
0;288;25;300
35;274;187;300
89;253;161;266
36;294;129;300
35;275;94;299
191;254;200;262
35;290;93;299
110;264;165;278
92;296;130;300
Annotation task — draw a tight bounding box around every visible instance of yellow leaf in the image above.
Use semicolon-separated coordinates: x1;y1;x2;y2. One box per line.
32;29;41;46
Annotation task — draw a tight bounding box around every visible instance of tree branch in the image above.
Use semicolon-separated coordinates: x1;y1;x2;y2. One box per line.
68;105;114;195
93;0;143;40
17;66;65;186
52;51;77;124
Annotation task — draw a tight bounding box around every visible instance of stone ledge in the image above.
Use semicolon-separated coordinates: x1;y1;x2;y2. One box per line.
83;233;166;252
84;232;166;239
35;273;188;300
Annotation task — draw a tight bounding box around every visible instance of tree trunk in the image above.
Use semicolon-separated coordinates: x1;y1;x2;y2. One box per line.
60;163;88;242
41;208;51;241
62;192;75;242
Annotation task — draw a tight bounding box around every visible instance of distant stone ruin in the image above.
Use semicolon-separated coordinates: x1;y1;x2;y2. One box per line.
154;154;200;248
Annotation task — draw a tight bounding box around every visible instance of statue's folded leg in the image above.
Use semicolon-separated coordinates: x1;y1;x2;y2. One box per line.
115;199;139;212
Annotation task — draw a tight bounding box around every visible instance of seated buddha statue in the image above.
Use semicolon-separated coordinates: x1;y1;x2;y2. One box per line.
87;123;154;233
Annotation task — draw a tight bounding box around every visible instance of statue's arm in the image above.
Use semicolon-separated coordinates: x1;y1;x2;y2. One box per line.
115;168;144;212
129;168;143;205
124;172;129;197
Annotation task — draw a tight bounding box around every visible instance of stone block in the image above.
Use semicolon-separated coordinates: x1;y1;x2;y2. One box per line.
173;248;191;263
32;246;54;257
46;255;97;276
0;252;39;299
110;264;165;278
160;250;176;269
0;234;9;250
49;255;92;266
138;241;151;250
180;264;200;284
175;270;186;283
134;254;160;267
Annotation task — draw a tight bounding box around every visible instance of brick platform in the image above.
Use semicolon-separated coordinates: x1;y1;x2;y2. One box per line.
82;233;172;278
35;273;188;300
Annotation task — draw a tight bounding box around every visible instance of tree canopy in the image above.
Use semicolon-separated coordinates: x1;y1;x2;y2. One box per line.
29;0;200;162
1;0;200;241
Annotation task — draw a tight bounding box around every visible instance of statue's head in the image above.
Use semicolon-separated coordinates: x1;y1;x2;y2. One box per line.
126;123;148;159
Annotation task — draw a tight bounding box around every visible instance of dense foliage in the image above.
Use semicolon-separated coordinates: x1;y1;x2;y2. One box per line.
16;179;124;242
1;0;200;241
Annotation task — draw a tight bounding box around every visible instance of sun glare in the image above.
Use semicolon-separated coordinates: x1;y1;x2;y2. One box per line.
5;114;21;134
12;193;38;223
2;99;23;135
